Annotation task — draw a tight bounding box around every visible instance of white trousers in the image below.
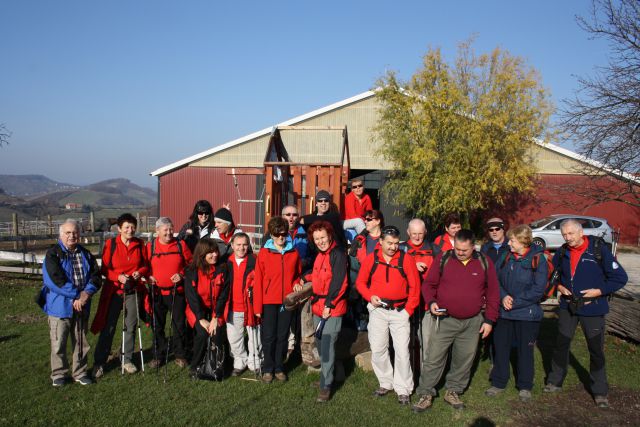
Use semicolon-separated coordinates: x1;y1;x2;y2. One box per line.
343;218;366;234
226;311;262;371
367;303;413;395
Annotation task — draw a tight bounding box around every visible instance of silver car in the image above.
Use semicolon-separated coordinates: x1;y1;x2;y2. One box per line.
529;214;614;250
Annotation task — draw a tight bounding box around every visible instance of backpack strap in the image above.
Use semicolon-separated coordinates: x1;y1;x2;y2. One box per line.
439;250;453;277
106;237;117;270
150;238;185;263
367;249;407;288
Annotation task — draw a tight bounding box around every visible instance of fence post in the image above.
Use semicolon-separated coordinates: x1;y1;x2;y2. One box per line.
47;215;53;235
89;211;95;233
12;213;18;251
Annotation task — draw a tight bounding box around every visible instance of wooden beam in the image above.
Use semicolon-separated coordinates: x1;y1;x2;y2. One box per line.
225;168;264;175
277;126;346;131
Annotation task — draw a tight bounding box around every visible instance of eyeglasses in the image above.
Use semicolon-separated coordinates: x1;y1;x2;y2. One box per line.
381;226;400;237
283;213;298;217
317;199;330;203
488;227;502;232
351;184;363;189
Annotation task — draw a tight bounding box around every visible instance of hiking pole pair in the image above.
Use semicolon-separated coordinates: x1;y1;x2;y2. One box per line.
164;282;178;384
149;282;159;377
251;324;261;379
135;288;145;373
121;290;127;375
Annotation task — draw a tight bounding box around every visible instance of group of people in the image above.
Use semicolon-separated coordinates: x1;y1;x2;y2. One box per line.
40;179;628;410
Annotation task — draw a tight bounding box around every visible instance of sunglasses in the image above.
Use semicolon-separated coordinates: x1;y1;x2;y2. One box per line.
351;184;363;189
273;232;288;238
364;217;376;222
283;213;298;217
197;211;210;215
488;227;502;232
381;226;400;237
317;199;330;203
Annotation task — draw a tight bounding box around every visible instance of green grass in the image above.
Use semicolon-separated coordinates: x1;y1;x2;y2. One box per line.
1;273;638;426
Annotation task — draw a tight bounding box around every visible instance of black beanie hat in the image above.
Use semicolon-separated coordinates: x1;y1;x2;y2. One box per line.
214;208;233;224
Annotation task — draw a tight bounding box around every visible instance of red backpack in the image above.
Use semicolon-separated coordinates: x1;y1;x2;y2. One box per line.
500;250;556;300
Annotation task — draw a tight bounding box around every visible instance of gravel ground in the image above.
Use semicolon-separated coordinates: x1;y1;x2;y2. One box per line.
615;253;639;298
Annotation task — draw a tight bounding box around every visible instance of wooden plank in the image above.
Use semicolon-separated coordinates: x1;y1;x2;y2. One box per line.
265;166;274;224
225;168;265;175
305;167;318;214
292;166;302;207
263;162;343;167
606;293;640;343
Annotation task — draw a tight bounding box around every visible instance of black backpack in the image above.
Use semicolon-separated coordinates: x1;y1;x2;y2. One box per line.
150;238;186;264
439;249;489;284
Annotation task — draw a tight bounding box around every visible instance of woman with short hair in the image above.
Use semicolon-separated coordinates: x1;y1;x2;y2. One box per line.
486;224;548;402
253;216;301;383
91;213;148;378
305;220;348;402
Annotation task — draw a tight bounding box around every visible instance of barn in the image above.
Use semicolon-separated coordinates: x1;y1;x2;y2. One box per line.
150;90;640;246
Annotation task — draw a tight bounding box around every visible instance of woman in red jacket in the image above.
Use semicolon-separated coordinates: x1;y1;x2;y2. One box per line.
184;238;230;378
91;213;148;378
306;221;348;402
253;216;301;383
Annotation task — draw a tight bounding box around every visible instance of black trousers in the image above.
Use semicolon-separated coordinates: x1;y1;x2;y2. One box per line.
153;292;187;360
191;318;226;371
491;318;541;390
547;309;608;396
261;304;293;374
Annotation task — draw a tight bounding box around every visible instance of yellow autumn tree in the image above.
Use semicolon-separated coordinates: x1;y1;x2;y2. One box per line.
374;41;553;222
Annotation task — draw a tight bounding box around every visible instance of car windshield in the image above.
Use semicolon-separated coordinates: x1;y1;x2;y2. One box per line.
530;216;556;228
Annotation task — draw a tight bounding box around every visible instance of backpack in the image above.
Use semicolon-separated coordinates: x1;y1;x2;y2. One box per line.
366;249;408;288
104;237;144;270
439;249;489;284
501;249;555;300
150;238;186;264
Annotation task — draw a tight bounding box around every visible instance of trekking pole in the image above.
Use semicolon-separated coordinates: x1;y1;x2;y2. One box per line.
135;289;145;373
121;291;127;376
150;282;159;377
164;283;177;384
77;308;84;362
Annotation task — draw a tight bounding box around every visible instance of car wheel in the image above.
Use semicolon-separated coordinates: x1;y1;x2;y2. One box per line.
532;238;546;249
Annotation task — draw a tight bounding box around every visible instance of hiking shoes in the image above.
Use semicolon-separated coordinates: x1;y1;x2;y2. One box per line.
444;390;464;409
75;376;93;386
232;367;247;377
519;389;532;402
274;372;288;382
317;388;331;403
262;373;273;384
52;378;66;387
543;383;562;393
175;358;188;369
485;386;505;397
373;387;392;397
594;395;609;408
123;362;138;374
148;359;162;369
92;365;104;379
397;395;411;405
412;394;433;412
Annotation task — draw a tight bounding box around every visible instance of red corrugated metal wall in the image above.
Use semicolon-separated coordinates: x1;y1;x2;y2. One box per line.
158;167;259;234
497;174;640;245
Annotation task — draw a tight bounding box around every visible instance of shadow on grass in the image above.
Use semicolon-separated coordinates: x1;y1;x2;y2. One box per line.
0;334;20;343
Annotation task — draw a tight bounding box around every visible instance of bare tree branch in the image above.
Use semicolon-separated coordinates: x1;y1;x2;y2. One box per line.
0;123;10;147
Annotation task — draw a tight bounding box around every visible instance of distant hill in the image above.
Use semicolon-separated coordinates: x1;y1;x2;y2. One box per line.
0;174;79;197
31;178;156;207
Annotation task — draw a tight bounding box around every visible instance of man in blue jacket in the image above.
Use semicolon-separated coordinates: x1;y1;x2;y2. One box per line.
41;219;101;387
544;219;627;408
480;217;510;264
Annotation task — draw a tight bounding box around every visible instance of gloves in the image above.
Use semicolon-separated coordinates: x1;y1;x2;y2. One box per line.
123;278;136;293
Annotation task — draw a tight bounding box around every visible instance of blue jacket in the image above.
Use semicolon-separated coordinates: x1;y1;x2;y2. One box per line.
291;226;312;271
552;237;627;316
41;241;101;318
497;245;547;321
481;240;511;265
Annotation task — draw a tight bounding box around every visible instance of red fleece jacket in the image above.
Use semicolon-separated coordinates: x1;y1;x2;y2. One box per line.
343;191;373;220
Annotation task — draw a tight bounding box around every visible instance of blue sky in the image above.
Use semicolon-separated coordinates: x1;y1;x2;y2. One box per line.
0;1;610;189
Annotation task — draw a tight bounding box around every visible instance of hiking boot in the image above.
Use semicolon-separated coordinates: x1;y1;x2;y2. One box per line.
519;389;532;402
274;372;288;382
412;394;433;412
262;373;273;384
543;383;561;393
373;387;392;397
231;367;247;377
175;358;188;369
52;378;66;388
92;365;104;379
594;395;609;408
123;362;138;374
485;386;505;397
75;376;93;386
443;390;464;409
398;394;410;405
148;359;162;369
317;388;331;403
